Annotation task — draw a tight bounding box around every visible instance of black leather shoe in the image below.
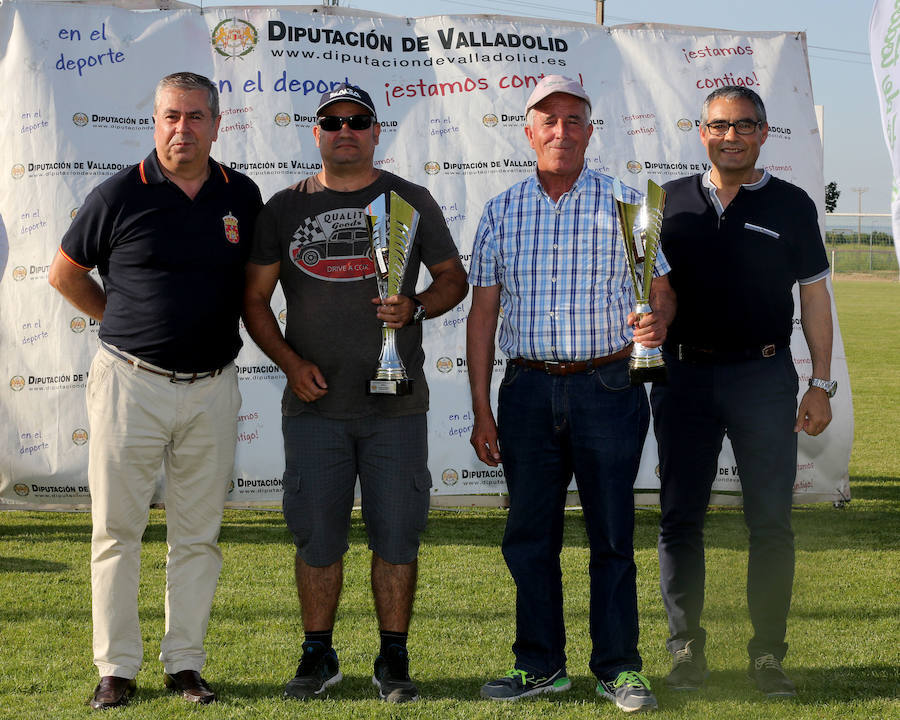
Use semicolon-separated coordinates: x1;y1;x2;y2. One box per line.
748;654;797;698
164;670;216;704
666;640;710;691
89;676;136;710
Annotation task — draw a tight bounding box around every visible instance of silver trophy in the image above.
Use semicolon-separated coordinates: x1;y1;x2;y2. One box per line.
613;178;668;385
364;191;420;395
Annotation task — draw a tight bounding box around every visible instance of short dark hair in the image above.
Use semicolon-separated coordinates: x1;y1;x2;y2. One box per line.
154;72;219;118
701;86;766;125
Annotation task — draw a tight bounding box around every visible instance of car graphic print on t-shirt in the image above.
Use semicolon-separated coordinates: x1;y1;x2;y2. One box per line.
288;208;376;281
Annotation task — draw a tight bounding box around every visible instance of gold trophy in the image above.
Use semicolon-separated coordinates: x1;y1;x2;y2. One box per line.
365;191;420;395
612;178;668;385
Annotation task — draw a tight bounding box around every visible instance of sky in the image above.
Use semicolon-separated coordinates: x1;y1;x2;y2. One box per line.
196;0;887;215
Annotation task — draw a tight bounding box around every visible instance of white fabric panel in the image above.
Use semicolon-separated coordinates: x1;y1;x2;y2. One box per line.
0;2;852;507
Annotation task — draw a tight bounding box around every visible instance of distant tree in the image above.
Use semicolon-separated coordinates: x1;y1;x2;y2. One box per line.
825;181;840;213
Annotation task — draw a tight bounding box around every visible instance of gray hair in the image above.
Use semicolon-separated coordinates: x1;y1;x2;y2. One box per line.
701;86;766;125
154;72;219;118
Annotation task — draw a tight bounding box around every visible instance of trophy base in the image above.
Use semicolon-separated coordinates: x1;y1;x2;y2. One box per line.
366;378;413;396
628;360;667;386
629;341;667;386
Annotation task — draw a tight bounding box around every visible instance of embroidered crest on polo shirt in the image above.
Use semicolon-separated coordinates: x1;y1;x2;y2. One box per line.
223;212;239;244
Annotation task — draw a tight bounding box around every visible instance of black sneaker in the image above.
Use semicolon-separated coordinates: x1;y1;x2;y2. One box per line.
372;644;419;703
748;654;796;698
665;640;709;691
480;667;571;701
283;641;342;700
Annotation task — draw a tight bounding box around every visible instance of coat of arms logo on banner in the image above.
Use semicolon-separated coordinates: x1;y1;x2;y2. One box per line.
211;18;258;59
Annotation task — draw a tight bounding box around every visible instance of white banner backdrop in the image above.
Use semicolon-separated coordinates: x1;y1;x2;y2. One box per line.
870;0;900;271
0;1;852;508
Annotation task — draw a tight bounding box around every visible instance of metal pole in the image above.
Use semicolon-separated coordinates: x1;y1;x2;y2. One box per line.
851;186;869;271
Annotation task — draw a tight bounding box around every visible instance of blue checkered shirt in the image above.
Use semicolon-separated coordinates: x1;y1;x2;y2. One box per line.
469;166;670;361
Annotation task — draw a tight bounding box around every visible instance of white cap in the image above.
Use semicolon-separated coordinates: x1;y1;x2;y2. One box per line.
525;75;591;113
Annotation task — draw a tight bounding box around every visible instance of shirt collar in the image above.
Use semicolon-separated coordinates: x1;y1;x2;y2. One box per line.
138;149;227;186
531;163;590;206
702;168;771;215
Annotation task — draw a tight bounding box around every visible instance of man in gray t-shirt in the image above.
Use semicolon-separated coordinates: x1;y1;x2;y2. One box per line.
244;83;467;703
250;171;457;419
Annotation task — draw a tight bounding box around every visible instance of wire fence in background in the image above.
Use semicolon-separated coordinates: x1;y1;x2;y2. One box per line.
826;212;898;279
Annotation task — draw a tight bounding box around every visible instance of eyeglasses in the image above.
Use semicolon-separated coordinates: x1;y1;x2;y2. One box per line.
316;114;375;132
704;120;763;136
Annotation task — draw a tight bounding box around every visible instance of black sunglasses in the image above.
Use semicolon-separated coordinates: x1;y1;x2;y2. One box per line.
316;114;375;131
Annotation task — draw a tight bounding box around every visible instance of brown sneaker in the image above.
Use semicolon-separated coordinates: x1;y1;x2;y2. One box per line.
88;675;136;710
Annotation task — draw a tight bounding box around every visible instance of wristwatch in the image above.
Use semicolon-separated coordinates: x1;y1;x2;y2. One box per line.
409;296;427;325
809;377;837;398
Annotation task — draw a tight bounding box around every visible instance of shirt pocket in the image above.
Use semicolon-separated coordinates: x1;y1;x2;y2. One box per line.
744;222;780;239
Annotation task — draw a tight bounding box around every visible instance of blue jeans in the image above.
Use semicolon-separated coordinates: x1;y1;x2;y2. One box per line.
496;359;649;680
651;349;798;661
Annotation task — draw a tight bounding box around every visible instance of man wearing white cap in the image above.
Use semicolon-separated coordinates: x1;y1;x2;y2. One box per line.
467;75;674;712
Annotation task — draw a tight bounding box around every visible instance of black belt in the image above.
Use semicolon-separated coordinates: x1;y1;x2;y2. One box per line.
510;346;632;375
102;342;226;384
670;342;786;365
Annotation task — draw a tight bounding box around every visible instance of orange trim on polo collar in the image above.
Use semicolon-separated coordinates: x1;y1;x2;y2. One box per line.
139;159;228;184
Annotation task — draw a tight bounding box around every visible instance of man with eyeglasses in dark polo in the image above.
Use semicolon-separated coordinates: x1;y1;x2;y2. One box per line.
651;85;834;698
243;83;467;703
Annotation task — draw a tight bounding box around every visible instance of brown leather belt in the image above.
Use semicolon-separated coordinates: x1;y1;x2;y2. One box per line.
511;346;631;376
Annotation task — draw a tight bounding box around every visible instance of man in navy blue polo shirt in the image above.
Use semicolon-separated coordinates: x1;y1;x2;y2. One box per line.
49;72;262;710
652;86;833;698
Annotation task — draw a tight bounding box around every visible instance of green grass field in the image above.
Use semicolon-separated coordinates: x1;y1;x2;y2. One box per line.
1;280;898;719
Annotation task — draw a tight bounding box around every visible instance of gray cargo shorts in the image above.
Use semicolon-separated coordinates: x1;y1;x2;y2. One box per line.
281;412;431;566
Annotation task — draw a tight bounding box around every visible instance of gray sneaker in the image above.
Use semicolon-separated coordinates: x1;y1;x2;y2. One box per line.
748;654;796;698
283;642;342;699
666;640;709;691
597;671;658;713
480;667;571;701
372;644;419;703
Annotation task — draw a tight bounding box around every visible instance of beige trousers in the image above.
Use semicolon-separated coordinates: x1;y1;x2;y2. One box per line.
86;345;240;678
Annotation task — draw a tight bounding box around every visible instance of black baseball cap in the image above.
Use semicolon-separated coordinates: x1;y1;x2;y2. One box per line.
316;83;377;120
